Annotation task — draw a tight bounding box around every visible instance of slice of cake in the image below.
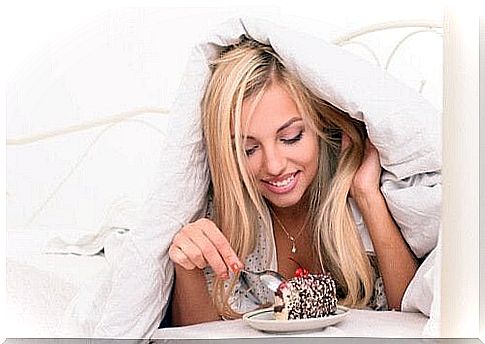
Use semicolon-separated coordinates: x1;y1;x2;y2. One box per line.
273;270;337;320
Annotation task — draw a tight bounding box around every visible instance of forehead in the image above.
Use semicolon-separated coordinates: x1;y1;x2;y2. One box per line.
240;82;302;133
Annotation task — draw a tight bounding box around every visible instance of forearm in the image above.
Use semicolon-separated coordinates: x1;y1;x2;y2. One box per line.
353;192;418;310
171;264;221;326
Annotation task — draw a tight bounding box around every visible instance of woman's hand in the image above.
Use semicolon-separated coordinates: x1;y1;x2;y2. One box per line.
343;133;418;310
342;134;382;199
168;218;244;279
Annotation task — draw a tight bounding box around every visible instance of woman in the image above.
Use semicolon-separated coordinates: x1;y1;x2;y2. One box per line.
167;37;418;326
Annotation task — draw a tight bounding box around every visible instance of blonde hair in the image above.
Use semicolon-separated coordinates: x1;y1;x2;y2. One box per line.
201;37;374;318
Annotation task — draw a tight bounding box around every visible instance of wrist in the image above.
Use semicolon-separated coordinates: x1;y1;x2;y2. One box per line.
351;189;384;210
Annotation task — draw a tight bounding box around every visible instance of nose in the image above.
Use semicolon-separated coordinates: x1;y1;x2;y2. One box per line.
262;145;286;176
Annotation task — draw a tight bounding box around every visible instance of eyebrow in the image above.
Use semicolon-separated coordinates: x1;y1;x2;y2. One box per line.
243;117;303;140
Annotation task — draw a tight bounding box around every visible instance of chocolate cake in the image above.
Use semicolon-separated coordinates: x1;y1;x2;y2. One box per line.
273;271;337;320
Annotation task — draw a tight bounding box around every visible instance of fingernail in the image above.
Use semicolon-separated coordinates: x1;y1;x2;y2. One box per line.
231;263;240;273
220;272;229;280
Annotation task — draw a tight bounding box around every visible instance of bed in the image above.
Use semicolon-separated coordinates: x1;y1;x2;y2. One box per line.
6;9;443;339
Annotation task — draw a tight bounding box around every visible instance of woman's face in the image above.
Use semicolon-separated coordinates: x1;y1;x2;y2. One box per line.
240;82;319;210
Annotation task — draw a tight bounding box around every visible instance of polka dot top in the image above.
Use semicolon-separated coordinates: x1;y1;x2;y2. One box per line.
202;198;276;313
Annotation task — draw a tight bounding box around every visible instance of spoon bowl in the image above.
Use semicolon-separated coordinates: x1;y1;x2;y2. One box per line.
240;269;286;292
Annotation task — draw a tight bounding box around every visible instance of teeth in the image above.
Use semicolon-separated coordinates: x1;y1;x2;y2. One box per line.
268;174;295;187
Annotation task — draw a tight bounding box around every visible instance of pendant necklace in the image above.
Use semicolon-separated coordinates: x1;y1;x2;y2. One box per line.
270;207;309;254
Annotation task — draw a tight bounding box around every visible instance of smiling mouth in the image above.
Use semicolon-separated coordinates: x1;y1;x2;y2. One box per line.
265;173;297;187
262;172;300;194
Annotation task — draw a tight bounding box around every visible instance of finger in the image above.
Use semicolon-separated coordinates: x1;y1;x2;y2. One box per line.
174;235;209;270
188;229;230;278
168;245;197;270
199;220;244;272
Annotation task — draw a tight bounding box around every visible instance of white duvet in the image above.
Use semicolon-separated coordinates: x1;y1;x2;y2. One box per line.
56;17;441;338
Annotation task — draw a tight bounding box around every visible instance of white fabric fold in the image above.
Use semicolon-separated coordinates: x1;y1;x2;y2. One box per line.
61;48;211;338
402;246;438;317
91;49;212;337
44;226;130;256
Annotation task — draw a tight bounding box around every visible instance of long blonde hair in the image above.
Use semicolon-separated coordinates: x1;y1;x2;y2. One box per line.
201;37;374;318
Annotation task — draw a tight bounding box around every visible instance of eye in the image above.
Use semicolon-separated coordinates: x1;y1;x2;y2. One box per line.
245;145;259;156
281;131;303;145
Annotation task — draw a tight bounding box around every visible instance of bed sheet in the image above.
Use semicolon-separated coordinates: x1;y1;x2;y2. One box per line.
155;309;428;338
6;229;109;338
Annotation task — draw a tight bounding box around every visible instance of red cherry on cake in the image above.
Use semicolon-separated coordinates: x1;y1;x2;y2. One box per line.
289;257;309;277
294;267;309;278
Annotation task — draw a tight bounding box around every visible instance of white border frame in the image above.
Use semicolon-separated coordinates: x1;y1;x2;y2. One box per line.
1;3;485;337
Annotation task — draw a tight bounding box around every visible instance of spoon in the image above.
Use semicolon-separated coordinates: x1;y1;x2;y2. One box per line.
240;269;286;292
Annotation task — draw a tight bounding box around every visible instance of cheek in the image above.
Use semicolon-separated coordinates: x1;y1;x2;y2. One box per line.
302;137;320;174
246;157;262;178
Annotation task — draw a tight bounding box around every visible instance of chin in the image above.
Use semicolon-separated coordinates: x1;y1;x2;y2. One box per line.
264;194;303;209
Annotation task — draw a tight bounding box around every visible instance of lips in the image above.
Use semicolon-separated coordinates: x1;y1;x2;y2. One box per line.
262;172;299;194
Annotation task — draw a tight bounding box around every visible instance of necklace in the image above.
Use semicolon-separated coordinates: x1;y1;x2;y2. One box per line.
269;207;309;254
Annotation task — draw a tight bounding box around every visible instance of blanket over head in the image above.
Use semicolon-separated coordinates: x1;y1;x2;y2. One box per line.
68;17;441;338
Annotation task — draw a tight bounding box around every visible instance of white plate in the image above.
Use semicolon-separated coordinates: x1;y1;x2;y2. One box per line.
243;305;350;333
